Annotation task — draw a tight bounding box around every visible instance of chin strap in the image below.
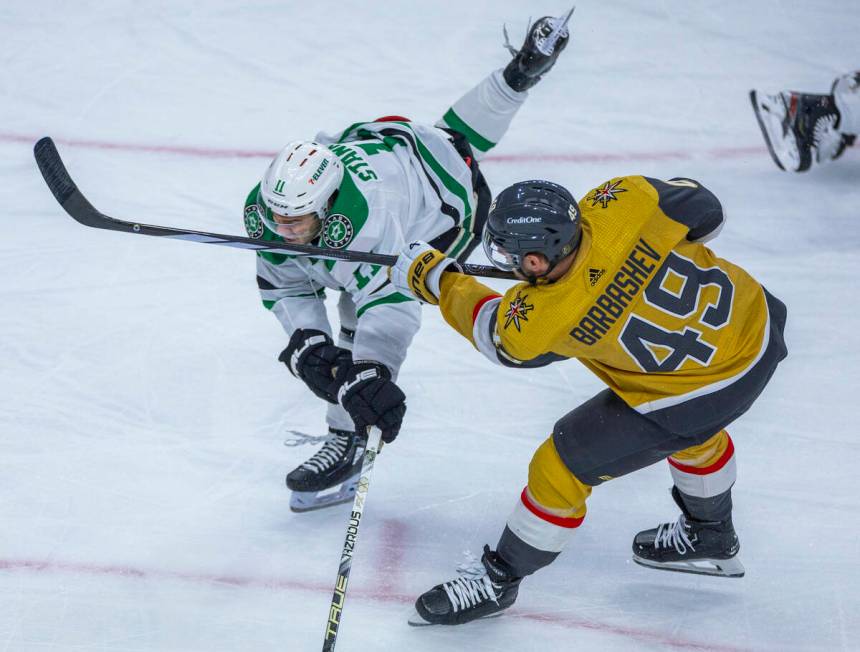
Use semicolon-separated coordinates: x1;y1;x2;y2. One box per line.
519;260;559;285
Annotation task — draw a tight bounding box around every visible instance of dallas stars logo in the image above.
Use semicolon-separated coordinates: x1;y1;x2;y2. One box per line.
321;213;353;249
504;292;534;331
244;205;264;239
590;179;627;208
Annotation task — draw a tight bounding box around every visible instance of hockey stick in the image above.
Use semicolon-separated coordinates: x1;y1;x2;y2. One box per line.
33;137;517;280
321;426;383;652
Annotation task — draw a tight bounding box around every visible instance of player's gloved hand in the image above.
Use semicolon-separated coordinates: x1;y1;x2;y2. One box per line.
337;361;406;443
279;329;351;404
389;241;461;305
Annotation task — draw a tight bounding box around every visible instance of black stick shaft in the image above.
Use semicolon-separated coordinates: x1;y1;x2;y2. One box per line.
33;137;517;280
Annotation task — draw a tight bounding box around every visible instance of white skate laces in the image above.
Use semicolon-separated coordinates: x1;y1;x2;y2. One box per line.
654;515;696;555
282;429;333;447
442;551;498;613
812;112;843;162
502;6;574;58
300;431;351;473
536;6;575;56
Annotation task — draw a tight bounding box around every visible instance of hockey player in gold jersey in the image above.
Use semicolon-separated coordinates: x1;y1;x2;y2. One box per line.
389;176;788;626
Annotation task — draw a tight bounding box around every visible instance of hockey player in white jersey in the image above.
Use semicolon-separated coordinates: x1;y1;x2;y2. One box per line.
750;71;859;171
243;11;573;511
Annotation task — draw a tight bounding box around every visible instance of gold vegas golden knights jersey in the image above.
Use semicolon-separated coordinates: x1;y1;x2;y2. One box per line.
438;176;772;416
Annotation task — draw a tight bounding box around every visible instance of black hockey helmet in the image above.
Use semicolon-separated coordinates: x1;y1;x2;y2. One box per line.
482;180;581;274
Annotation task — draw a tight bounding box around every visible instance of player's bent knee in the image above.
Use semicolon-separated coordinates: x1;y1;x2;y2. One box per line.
502;437;590;565
527;436;592;517
668;430;736;498
671;429;729;466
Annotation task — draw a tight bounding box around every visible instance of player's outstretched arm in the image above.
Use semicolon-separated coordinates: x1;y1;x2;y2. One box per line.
389;241;499;342
390;241;564;369
388;241;464;306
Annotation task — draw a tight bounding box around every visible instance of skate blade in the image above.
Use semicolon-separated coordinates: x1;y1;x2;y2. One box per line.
289;478;358;513
749;90;800;171
632;554;745;578
406;607;506;627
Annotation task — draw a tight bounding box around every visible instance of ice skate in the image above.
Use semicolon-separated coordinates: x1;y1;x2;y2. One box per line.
632;489;744;578
408;546;522;626
750;88;849;172
286;428;366;513
502;7;574;92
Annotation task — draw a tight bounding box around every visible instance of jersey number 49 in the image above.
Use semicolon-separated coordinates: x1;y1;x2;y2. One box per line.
619;252;734;372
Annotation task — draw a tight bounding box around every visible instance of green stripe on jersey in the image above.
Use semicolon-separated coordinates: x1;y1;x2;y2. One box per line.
262;289;326;311
400;123;472;220
441;108;495;153
327;166;369;245
337;122;366;143
446;227;475;261
403;123;473;235
356;292;414;318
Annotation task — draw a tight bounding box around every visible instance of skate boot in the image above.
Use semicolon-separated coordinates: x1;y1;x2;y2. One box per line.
502;7;574;92
408;546;522;626
286;428;365;513
632;488;744;578
750;87;852;172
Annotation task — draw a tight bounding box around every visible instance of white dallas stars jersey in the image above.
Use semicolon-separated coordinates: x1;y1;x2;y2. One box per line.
243;118;476;371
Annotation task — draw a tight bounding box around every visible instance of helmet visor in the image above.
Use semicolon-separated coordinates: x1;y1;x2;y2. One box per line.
257;195;322;243
482;230;521;272
259;204;322;243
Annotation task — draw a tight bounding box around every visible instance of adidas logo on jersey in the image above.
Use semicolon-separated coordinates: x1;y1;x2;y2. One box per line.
589;268;605;286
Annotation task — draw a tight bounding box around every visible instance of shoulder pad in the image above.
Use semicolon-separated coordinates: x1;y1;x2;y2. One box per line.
582;176;634;211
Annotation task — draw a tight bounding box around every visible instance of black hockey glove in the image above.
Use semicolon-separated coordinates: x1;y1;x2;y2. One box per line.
279;329;351;404
337;361;406;443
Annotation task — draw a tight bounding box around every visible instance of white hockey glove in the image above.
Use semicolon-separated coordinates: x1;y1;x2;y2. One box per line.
389;241;461;305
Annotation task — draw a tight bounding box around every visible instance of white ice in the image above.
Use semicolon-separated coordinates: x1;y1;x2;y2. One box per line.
1;2;858;651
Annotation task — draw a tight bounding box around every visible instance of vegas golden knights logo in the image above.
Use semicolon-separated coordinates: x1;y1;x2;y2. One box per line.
504;292;534;331
590;179;627;208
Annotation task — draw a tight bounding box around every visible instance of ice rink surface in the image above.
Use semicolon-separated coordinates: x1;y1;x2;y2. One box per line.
1;1;858;650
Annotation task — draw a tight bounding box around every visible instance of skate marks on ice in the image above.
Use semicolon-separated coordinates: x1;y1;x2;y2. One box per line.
2;1;859;650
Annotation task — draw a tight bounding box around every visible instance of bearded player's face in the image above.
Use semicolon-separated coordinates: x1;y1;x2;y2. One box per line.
271;211;321;244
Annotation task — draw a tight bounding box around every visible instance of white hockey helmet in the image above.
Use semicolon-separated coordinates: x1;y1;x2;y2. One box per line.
257;140;344;236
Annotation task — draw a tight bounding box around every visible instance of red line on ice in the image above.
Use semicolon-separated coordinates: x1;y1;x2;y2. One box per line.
1;557;750;651
373;517;409;596
0;130;769;163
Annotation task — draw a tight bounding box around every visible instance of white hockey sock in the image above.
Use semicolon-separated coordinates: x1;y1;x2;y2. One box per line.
437;69;528;160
